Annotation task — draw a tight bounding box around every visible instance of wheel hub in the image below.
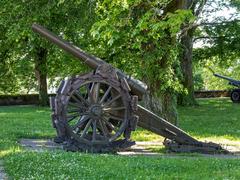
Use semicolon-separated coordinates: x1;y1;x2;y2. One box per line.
233;92;239;99
89;104;103;117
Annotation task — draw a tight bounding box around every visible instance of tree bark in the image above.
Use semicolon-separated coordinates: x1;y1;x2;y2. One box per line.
160;92;178;125
143;91;178;125
35;47;48;106
178;29;197;106
178;0;206;106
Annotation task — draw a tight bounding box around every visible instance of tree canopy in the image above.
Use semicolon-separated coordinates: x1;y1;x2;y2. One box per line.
1;0;239;122
0;0;96;104
91;1;193;92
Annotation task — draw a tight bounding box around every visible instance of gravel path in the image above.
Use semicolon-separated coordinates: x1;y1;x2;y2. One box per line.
19;138;240;158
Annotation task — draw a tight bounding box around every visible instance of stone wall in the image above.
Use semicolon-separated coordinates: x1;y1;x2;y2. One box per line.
0;91;230;106
194;90;230;98
0;94;55;106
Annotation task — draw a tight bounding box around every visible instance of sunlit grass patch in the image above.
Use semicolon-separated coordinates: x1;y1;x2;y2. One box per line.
145;145;166;153
131;128;163;141
178;98;240;141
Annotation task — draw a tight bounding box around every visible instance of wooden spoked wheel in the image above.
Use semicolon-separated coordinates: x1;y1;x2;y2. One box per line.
230;89;240;103
60;74;131;146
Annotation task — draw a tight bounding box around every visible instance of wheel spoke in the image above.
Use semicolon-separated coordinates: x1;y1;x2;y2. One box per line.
71;94;83;104
72;115;89;130
86;83;95;103
103;106;126;112
100;86;112;103
92;119;97;142
68;102;82;108
67;114;79;122
80;119;93;138
73;91;89;107
67;108;80;114
103;94;121;107
98;119;109;138
101;117;115;131
67;112;89;122
92;82;100;103
108;114;124;122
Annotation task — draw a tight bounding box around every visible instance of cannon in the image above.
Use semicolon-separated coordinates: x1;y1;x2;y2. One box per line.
214;73;240;103
32;24;226;153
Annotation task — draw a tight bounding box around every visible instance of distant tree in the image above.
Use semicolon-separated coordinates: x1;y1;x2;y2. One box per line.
178;0;240;105
177;0;207;106
0;0;95;105
193;0;240;79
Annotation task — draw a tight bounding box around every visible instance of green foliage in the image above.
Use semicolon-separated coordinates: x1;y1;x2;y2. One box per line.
0;0;95;94
194;21;240;65
192;0;240;91
193;54;240;90
193;73;204;90
90;0;194;93
195;61;240;90
230;0;240;10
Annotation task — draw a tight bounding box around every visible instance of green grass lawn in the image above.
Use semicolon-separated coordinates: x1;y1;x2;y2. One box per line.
0;98;240;179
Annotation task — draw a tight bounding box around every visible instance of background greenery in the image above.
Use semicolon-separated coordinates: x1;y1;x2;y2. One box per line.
1;0;240;179
1;0;240;109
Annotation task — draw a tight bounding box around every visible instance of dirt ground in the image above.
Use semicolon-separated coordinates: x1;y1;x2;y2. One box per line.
19;138;240;158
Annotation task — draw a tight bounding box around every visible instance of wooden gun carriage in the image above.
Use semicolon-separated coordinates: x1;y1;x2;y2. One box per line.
32;24;226;153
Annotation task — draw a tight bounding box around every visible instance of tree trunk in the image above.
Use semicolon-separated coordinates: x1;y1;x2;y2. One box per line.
178;29;197;106
160;92;178;125
142;47;179;125
144;0;197;125
142;0;193;125
35;47;48;106
177;0;206;106
143;91;178;125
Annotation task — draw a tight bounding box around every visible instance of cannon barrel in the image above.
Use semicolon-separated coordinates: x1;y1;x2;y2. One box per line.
214;73;240;87
214;73;237;82
32;24;147;97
